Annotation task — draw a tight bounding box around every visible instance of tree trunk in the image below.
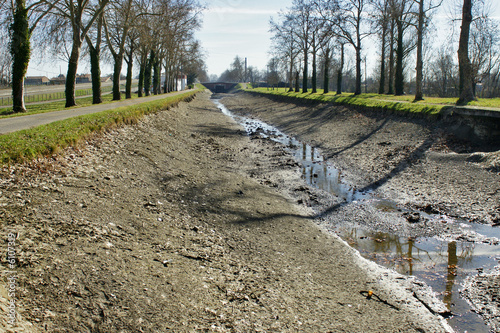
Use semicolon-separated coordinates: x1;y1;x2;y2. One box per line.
312;35;317;93
355;44;362;95
295;71;300;92
288;55;294;92
138;54;146;97
337;44;344;95
153;58;160;95
89;44;102;104
10;0;30;113
379;26;386;95
112;54;123;100
395;19;405;96
144;50;154;96
457;0;475;104
65;40;81;107
302;48;308;93
163;66;168;93
323;48;330;94
388;18;395;95
414;0;424;101
125;51;133;99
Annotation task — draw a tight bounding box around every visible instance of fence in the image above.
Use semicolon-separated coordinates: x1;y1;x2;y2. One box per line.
0;85;120;107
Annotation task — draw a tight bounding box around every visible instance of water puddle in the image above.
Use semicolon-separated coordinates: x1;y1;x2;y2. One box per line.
214;99;500;332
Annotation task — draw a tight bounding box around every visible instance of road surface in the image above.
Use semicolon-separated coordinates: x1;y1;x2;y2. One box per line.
0;89;192;135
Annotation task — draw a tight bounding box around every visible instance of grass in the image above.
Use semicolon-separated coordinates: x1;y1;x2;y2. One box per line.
0;89;200;165
249;87;500;114
0;92;139;118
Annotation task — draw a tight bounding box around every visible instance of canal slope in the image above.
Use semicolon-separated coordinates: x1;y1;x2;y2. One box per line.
0;91;451;332
220;91;500;332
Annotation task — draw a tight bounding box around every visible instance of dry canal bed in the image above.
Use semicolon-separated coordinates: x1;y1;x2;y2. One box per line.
0;91;497;332
216;94;500;333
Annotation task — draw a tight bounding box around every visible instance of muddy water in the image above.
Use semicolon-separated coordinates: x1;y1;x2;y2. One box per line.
214;99;500;333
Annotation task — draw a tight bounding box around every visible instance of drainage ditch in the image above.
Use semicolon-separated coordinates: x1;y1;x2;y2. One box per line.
214;99;500;332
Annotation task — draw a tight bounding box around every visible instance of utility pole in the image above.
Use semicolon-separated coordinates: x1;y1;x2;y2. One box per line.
267;65;269;90
245;57;247;82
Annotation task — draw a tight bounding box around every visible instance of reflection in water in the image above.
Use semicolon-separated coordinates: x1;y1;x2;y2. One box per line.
214;99;500;333
337;225;498;331
444;242;458;310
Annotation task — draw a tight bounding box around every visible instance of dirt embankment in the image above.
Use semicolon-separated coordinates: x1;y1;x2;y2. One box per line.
221;92;500;226
220;91;500;332
0;91;452;332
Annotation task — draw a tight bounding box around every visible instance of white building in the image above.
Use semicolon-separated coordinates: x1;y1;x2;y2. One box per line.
176;74;187;91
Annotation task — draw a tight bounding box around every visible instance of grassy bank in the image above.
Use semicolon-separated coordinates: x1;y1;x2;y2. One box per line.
0;90;199;165
248;88;500;116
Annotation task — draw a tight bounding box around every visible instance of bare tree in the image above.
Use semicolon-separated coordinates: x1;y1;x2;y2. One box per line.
391;0;417;96
182;40;207;85
124;29;138;98
412;0;442;101
134;2;154;97
158;0;203;92
270;12;301;91
3;0;54;112
0;18;12;87
267;57;281;88
469;3;500;97
428;46;457;97
103;0;143;101
320;38;334;93
290;0;314;93
218;56;245;82
316;0;372;95
45;0;110;107
457;0;475;104
84;10;104;104
370;0;391;94
336;41;346;94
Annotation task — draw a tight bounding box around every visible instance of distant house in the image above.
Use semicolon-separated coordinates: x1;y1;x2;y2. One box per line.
25;76;49;85
176;74;187;91
101;76;111;83
50;74;66;85
76;74;91;84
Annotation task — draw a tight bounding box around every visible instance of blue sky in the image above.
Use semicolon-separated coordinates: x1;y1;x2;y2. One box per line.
197;0;500;78
196;0;291;77
27;0;499;79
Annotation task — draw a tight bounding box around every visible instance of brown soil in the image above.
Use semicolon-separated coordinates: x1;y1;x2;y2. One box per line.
220;91;500;332
221;92;500;226
0;91;454;332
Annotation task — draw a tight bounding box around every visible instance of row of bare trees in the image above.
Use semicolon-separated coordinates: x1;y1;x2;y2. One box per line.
268;0;499;104
0;0;207;113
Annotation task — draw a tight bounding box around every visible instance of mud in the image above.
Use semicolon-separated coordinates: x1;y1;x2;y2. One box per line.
220;91;500;332
0;90;483;332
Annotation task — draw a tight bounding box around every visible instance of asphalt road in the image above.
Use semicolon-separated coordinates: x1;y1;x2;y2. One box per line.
0;90;192;135
0;80;136;98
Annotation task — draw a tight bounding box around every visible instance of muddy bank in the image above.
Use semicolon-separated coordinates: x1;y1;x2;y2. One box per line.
221;92;500;226
0;91;451;332
221;91;500;331
461;268;500;332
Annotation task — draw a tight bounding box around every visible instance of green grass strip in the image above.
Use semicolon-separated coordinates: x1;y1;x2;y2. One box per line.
0;90;199;165
248;88;447;116
247;88;500;116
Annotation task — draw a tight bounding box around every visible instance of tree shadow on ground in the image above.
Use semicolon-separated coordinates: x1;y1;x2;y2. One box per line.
316;136;436;218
